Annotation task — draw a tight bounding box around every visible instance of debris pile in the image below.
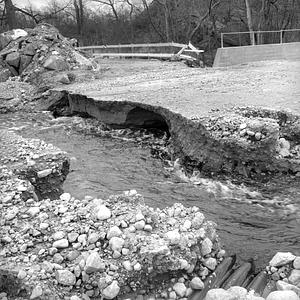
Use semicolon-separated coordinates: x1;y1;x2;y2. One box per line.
0;23;96;85
0;187;225;299
192;106;300;177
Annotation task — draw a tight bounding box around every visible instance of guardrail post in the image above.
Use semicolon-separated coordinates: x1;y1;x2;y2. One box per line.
251;31;255;45
280;30;283;44
221;33;224;48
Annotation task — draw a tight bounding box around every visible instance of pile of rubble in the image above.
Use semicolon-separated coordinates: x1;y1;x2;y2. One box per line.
0;129;226;300
0;187;225;300
191;106;300;178
0;23;96;85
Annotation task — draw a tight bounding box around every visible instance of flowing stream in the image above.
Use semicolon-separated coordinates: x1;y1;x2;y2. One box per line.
1;112;299;268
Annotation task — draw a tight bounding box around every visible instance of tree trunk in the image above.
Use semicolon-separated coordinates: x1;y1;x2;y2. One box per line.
79;0;84;31
164;5;170;41
74;0;81;35
4;0;17;29
142;0;165;41
74;0;84;37
244;0;255;45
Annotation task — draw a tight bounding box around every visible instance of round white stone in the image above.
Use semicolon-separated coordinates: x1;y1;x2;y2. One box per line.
190;277;204;290
134;220;145;230
288;269;300;286
201;237;213;256
102;281;120;299
205;289;236;300
266;290;299;300
269;252;296;267
107;226;122;240
165;229;181;245
123;260;133;271
27;207;40;217
293;257;300;269
133;263;142;271
173;282;187;298
109;237;125;252
52;231;65;240
97;205;111;220
227;286;247;298
60;193;71;201
56;269;76;286
85;252;105;273
53;238;69;248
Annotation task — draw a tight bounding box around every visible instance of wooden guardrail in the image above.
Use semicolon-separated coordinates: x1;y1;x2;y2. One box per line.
77;42;204;62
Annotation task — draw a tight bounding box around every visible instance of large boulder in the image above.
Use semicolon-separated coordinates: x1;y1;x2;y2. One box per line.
19;54;32;73
43;55;70;71
5;52;20;68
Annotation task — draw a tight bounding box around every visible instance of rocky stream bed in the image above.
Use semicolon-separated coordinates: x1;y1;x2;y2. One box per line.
0;111;300;300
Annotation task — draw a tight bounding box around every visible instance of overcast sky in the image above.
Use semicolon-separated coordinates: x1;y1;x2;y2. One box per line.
13;0;50;9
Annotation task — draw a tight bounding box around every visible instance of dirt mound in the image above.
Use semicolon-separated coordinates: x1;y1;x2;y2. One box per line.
0;23;97;85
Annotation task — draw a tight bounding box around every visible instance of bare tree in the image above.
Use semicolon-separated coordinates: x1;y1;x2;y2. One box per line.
4;0;16;29
92;0;119;21
244;0;255;45
141;0;165;41
189;0;221;41
74;0;84;35
155;0;172;41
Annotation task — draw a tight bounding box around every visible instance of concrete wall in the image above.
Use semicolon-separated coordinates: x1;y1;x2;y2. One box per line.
213;42;300;67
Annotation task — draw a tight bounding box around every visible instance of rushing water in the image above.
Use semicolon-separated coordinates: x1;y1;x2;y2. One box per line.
1;112;299;268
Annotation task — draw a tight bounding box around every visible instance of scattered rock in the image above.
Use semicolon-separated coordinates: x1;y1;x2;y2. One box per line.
173;282;187;298
6;52;20;68
109;237;125;252
107;226;122;239
85;252;105;273
102;280;120;299
56;270;76;286
294;257;300;270
53;238;69;248
43;55;70;71
165;229;181;245
269;252;296;267
289;269;300;286
97;205;111;220
190;277;204;290
266;290;299;300
205;288;236;300
201;237;213;256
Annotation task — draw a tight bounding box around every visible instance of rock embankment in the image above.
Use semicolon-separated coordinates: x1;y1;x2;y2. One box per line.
0;189;225;300
0;130;69;199
0;23;96;86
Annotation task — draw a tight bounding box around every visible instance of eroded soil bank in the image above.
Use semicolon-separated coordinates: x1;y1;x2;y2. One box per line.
46;89;300;182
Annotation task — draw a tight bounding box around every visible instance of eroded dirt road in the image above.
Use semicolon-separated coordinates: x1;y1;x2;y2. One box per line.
64;59;300;118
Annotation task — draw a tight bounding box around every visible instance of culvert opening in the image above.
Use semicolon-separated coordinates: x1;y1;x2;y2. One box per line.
124;107;169;133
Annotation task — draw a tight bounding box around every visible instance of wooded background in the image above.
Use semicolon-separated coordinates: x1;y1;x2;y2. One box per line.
1;0;300;63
